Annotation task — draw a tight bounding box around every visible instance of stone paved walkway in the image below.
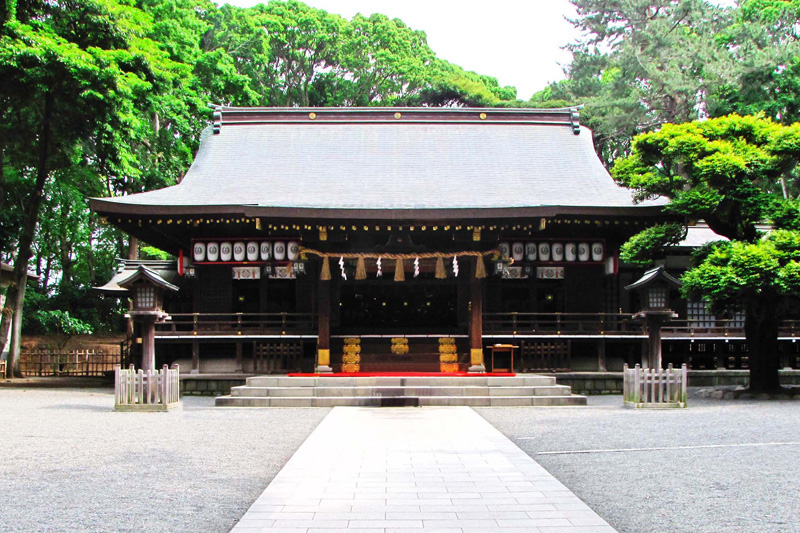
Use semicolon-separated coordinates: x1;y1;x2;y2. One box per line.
232;407;615;533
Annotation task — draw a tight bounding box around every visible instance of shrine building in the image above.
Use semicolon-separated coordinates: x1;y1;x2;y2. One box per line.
93;107;790;375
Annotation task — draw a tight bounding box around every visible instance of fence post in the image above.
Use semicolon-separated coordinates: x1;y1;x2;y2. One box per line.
174;364;180;403
681;363;688;404
623;364;629;402
666;363;673;403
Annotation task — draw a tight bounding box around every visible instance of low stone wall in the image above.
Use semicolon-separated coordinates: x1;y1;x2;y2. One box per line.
553;373;624;395
554;369;800;395
180;374;248;396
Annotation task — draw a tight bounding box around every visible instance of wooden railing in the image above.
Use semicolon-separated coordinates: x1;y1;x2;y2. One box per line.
20;349;121;377
155;312;317;335
484;313;799;338
115;364;180;411
483;313;642;335
781;320;800;337
662;319;744;337
623;363;687;408
0;359;6;378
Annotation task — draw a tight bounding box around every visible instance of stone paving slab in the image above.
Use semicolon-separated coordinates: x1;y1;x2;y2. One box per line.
232;407;615;532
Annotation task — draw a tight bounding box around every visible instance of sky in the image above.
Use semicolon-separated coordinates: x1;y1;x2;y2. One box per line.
222;0;582;100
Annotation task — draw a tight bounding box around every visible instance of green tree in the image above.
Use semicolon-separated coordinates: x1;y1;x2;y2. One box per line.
536;1;734;165
714;0;800;126
614;114;800;391
0;0;182;376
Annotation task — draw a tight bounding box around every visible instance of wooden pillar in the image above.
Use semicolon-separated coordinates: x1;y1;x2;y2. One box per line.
468;261;486;373
316;275;332;373
235;341;244;372
141;316;156;372
645;314;667;369
191;340;200;374
597;338;607;371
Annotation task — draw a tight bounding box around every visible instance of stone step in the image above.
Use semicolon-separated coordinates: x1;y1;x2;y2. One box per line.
216;395;587;408
244;375;558;388
230;385;573;398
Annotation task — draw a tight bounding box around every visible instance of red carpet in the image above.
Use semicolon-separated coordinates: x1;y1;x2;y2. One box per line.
287;372;517;377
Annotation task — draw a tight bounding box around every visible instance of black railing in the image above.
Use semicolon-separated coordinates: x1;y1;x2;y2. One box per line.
483;312;643;335
484;313;799;338
155;312;317;335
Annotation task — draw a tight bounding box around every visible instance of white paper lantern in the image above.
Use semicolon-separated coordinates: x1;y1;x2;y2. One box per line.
525;242;538;261
552;242;564;262
259;241;272;260
591;242;604;262
233;241;246;261
565;243;577;261
246;241;259;261
220;241;233;262
287;241;300;261
193;242;206;262
577;242;590;262
538;242;551;262
512;242;524;262
273;241;286;261
206;242;219;262
499;242;511;259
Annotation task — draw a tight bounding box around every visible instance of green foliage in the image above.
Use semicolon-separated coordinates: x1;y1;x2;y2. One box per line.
531;0;800;169
619;223;687;266
714;0;800;125
682;230;800;313
612;115;799;242
140;246;171;260
28;310;95;335
528;0;735;165
771;199;800;230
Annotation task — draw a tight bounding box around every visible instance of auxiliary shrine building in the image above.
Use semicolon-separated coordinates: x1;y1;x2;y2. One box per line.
93;107;795;375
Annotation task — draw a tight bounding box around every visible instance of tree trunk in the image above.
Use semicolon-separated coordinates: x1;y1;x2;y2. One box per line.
745;297;781;392
0;91;53;377
125;236;138;341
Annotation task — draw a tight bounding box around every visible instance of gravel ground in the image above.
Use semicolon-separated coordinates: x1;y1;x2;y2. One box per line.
0;387;329;533
476;393;800;533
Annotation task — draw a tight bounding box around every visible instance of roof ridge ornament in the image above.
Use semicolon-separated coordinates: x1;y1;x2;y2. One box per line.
570;105;583;135
212;105;222;134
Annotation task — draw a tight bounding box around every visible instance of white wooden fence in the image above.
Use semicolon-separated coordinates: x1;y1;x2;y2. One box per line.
115;364;181;411
623;363;687;408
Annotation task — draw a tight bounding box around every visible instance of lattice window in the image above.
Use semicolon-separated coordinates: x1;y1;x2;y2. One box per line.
136;286;155;309
687;300;716;329
648;287;667;309
729;309;745;329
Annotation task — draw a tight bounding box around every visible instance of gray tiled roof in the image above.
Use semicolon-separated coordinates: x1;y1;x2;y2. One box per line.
92;107;664;216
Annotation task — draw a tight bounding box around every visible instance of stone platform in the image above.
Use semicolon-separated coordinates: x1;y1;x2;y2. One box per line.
215;375;587;407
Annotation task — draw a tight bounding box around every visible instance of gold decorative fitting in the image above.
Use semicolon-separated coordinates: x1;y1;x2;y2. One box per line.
308;112;316;119
394;112;402;119
99;216;108;225
479;113;487;120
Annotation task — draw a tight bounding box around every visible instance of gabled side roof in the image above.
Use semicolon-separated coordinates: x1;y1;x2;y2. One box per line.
94;260;178;295
90;107;665;220
118;265;179;292
625;266;682;291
